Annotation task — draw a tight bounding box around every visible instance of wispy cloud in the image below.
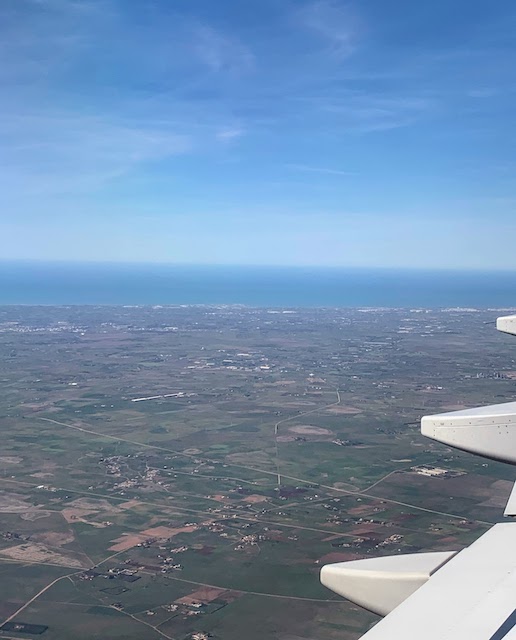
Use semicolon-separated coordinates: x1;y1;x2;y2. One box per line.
0;1;257;194
318;95;434;133
467;88;499;98
295;0;359;58
285;163;356;176
192;24;254;74
216;126;245;141
1;0;514;269
0;112;192;194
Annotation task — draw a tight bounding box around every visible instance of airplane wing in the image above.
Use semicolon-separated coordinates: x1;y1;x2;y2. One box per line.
323;523;516;640
497;314;516;336
320;313;516;639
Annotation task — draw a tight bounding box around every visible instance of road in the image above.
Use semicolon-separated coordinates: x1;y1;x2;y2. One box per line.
1;476;360;539
38;416;494;526
273;387;342;486
0;571;82;628
0;401;492;636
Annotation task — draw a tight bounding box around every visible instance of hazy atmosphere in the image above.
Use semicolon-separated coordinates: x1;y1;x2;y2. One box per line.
1;0;515;267
2;5;516;640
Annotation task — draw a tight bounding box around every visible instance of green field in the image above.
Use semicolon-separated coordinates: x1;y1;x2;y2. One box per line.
0;305;513;639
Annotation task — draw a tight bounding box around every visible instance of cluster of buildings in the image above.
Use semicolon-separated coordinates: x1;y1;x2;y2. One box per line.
411;465;465;478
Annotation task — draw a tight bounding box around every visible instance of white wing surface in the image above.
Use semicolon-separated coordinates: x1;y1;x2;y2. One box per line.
497;314;516;336
352;523;516;640
320;314;516;639
421;401;516;464
320;551;456;617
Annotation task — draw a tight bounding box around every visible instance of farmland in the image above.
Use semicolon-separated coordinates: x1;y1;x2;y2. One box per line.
0;305;514;639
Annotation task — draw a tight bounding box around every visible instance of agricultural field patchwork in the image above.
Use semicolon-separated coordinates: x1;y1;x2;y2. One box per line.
0;305;514;639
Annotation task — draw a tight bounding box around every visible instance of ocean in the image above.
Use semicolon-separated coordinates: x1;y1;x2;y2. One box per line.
1;262;516;307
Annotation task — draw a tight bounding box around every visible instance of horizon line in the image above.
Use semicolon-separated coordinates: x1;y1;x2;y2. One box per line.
2;260;516;273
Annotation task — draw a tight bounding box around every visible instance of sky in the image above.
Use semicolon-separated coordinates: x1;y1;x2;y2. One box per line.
1;0;515;269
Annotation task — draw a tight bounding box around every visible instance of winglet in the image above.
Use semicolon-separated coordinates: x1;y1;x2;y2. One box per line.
320;551;456;617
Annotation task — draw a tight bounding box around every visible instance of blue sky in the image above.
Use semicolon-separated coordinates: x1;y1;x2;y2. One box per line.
1;0;516;268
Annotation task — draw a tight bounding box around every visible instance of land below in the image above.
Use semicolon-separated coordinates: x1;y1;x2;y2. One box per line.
0;305;514;639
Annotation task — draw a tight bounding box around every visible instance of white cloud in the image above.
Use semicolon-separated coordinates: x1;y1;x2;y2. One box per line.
216;127;245;141
0;1;257;195
192;24;254;73
318;95;434;133
296;0;359;58
0;112;192;194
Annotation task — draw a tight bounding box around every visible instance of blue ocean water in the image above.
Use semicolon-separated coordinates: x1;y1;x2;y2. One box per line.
1;262;516;307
